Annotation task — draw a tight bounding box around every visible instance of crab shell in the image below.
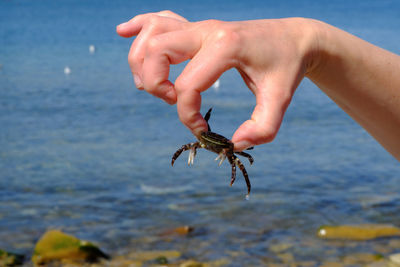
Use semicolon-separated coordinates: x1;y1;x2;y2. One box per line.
199;131;233;153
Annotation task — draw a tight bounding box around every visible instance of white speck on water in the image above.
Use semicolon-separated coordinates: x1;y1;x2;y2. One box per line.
64;66;71;75
89;44;96;54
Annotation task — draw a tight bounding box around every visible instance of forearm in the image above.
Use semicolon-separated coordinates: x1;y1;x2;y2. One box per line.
307;20;400;160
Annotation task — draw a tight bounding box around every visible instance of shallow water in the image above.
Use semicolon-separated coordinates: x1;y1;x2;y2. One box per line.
1;0;400;265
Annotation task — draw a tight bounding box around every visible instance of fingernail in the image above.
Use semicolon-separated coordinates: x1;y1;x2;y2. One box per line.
133;74;143;88
164;89;177;105
234;140;253;151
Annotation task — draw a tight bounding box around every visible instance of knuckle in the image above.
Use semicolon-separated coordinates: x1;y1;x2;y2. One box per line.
143;75;159;93
158;10;174;17
147;14;164;30
207;22;242;61
174;77;190;94
146;36;162;54
127;51;141;69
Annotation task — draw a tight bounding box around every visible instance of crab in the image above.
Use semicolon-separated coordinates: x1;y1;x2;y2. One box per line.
171;108;254;197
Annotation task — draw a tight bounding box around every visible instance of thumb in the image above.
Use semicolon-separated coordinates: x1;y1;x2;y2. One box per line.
232;71;295;151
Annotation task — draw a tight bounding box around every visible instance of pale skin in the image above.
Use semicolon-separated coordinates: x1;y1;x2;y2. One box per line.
116;11;400;161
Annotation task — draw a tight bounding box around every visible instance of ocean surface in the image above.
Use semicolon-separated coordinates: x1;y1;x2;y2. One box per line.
1;0;400;265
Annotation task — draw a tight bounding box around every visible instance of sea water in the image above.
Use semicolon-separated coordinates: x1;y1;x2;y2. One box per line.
1;0;400;265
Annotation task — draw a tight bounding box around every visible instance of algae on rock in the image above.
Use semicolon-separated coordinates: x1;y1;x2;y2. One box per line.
32;230;109;265
317;224;400;241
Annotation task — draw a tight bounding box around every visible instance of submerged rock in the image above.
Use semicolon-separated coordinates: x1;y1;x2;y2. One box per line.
0;249;25;266
32;230;109;265
160;225;195;237
342;253;383;265
317;224;400;241
180;260;203;267
128;250;181;262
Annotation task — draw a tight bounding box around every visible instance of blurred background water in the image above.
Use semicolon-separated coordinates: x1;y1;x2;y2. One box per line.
1;0;400;265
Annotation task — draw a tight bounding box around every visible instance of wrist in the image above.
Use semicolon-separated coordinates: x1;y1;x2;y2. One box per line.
301;18;327;79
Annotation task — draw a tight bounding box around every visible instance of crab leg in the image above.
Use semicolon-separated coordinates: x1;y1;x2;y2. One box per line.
188;146;197;165
236;151;254;165
227;155;237;186
215;152;226;166
234;157;251;196
171;142;200;166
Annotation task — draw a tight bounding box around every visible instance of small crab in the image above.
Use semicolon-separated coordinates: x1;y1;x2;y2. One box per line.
171;108;254;197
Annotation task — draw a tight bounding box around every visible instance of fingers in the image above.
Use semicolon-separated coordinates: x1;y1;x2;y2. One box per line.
116;13;191;105
232;70;297;151
140;30;202;104
127;17;186;90
175;29;241;136
116;10;187;37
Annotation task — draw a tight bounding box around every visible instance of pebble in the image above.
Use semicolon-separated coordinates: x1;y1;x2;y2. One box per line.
180;260;203;267
269;242;293;253
342;253;383;265
127;250;181;262
389;253;400;265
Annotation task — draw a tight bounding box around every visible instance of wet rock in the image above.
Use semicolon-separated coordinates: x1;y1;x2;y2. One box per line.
269;243;293;254
180;260;203;267
32;230;109;265
155;255;169;265
0;249;25;266
160;225;194;237
388;239;400;249
179;258;230;267
128;250;181;262
107;256;143;267
276;252;294;264
342;253;383;265
320;262;344;267
317;224;400;241
367;262;390;267
389;253;400;265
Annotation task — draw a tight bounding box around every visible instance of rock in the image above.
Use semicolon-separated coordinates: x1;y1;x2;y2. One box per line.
108;256;143;267
32;229;109;265
317;224;400;241
269;242;293;253
319;262;344;267
388;239;400;249
342;253;383;265
155;255;169;264
128;250;181;262
160;225;194;236
180;260;203;267
389;253;400;265
276;252;294;263
0;249;25;266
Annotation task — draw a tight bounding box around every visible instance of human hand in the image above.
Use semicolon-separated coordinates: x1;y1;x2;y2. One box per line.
116;11;318;151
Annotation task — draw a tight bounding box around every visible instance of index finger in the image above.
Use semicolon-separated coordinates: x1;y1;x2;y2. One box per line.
116;11;188;37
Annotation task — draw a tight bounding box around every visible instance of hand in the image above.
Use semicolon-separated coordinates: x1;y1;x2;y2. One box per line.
116;11;317;151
